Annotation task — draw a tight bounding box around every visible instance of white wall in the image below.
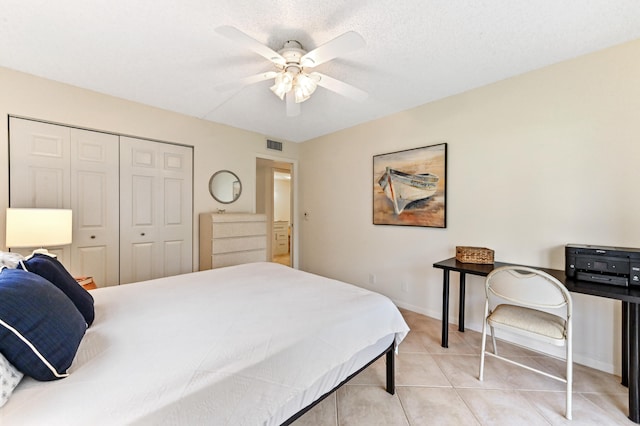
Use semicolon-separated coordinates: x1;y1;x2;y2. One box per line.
274;177;291;222
298;39;640;374
0;66;300;270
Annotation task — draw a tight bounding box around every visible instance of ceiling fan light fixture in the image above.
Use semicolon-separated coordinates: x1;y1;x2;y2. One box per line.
270;71;294;100
293;73;318;103
216;26;368;115
293;85;309;103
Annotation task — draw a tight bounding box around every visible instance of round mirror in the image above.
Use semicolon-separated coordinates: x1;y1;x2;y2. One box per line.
208;170;242;204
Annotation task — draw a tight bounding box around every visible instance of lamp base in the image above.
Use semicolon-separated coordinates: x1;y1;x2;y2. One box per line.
25;248;57;260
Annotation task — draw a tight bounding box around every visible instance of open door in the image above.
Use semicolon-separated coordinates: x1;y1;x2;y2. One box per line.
256;158;294;267
272;169;292;266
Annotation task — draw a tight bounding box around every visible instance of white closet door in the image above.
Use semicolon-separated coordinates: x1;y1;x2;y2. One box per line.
9;118;72;263
119;137;192;284
159;142;194;276
70;128;120;286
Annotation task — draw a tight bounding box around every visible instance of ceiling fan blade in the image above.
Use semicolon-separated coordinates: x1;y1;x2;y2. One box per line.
286;91;300;117
311;72;368;102
215;26;286;66
300;31;365;68
216;71;277;92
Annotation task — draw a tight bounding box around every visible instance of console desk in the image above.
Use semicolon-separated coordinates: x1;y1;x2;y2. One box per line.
433;256;640;423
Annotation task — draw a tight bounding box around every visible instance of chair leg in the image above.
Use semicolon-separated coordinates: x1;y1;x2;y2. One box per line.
479;319;488;380
566;337;573;420
490;325;498;355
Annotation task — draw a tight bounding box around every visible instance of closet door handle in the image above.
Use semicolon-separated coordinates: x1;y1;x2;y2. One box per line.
90;235;96;239
141;232;146;236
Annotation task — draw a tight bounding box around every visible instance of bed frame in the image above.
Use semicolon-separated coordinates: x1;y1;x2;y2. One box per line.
281;342;395;425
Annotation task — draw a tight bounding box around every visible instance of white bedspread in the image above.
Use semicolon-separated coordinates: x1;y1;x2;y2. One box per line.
2;262;409;425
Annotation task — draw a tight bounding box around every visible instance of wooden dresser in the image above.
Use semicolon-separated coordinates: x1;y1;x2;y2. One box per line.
272;221;289;256
199;213;267;270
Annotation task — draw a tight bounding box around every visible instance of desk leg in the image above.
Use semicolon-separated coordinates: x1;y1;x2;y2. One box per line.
624;301;629;387
459;273;466;332
441;270;450;348
628;303;640;423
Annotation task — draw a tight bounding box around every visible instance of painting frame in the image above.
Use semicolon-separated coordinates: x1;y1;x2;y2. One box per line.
373;142;447;228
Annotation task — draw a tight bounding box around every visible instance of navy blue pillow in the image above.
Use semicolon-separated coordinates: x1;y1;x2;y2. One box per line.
20;254;95;326
0;268;87;381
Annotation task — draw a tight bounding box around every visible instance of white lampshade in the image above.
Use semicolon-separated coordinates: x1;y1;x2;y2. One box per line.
293;73;318;103
270;71;294;100
5;208;73;248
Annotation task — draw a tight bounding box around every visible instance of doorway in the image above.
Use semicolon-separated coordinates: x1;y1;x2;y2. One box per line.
256;158;294;268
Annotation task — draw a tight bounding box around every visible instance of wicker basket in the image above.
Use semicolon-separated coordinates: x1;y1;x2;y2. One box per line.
456;246;494;264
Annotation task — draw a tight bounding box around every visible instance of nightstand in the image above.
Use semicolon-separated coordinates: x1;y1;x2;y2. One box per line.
75;276;97;290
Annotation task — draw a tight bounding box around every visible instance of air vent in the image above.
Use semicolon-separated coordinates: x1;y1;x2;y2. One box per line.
267;139;283;151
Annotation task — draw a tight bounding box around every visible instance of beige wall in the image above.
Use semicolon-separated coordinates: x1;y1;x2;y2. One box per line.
298;39;640;373
0;67;300;269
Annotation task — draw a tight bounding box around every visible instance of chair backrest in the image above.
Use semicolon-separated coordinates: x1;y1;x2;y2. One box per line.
486;266;572;315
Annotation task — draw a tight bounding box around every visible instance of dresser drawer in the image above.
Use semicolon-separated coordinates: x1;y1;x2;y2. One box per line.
273;221;288;232
273;237;288;255
212;235;266;254
212;249;266;268
212;221;266;238
274;231;288;241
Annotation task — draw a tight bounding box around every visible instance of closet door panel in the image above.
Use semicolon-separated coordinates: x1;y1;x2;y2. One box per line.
163;240;184;277
131;175;155;226
120;139;161;284
132;147;156;168
9;118;72;265
131;242;154;283
70;128;119;286
29;168;67;208
9;119;70;209
120;137;192;284
76;246;109;287
160;144;193;275
164;178;183;225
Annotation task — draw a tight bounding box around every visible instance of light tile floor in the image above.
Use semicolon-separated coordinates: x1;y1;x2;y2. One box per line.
293;309;635;426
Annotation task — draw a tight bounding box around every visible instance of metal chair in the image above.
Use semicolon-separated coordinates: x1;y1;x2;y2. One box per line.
478;265;573;420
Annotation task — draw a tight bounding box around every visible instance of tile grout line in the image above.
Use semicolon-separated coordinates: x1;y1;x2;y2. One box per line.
433;343;484;425
516;389;555;425
451;387;485;426
395;387;413;426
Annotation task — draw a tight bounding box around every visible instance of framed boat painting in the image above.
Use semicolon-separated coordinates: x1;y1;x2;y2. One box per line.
373;143;447;227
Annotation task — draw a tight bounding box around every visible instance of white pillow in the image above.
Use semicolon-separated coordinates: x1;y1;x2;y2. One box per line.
0;251;24;269
0;352;23;407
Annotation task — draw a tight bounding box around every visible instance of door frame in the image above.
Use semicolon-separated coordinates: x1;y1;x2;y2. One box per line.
254;153;298;269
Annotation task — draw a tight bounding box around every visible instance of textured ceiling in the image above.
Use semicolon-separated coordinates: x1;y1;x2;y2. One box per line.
2;1;640;142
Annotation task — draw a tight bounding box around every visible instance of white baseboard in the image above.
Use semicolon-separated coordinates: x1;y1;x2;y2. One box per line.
393;299;442;320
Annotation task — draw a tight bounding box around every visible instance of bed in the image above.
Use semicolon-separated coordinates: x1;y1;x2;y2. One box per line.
1;261;409;425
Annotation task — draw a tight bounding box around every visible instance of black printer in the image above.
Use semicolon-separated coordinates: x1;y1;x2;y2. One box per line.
566;244;640;286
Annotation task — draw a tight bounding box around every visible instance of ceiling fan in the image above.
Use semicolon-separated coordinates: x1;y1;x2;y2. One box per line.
215;26;368;117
